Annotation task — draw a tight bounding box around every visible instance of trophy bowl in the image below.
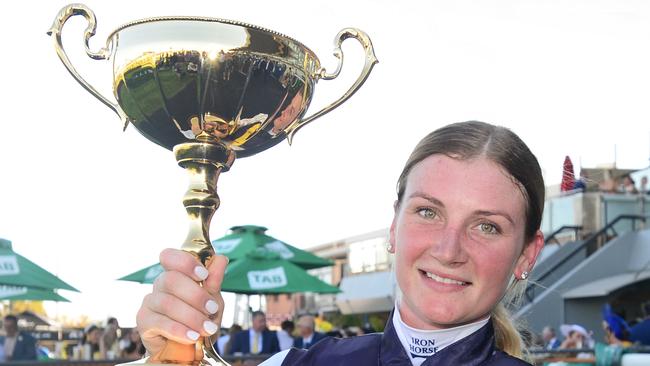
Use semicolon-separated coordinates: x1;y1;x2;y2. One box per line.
48;4;377;365
112;18;319;157
49;5;377;158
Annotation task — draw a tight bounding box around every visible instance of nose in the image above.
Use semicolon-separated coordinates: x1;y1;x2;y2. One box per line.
428;225;467;266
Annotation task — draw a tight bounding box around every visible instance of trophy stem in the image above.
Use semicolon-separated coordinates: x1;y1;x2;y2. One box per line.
148;135;235;365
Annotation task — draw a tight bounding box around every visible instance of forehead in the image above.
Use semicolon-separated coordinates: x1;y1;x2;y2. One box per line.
404;155;526;219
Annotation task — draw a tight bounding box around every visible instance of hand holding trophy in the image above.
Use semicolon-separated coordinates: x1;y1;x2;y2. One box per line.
48;4;377;365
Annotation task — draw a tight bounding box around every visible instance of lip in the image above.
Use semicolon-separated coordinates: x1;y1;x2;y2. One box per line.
418;269;471;291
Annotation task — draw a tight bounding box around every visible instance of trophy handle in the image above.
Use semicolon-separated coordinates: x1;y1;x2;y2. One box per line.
286;28;378;144
47;4;129;129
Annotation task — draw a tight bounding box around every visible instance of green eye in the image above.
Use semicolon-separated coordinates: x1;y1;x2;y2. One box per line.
479;223;498;234
417;208;437;219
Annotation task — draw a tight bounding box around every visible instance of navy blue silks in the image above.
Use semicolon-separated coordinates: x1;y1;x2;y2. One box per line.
281;309;531;366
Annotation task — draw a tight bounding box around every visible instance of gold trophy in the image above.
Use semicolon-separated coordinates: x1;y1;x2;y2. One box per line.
48;4;377;365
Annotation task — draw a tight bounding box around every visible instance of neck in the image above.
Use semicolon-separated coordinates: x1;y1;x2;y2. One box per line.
391;306;490;362
397;299;490;330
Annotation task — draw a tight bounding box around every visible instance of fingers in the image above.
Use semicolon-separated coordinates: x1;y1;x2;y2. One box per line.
159;248;210;282
137;296;202;357
139;248;228;356
143;290;219;337
204;254;229;295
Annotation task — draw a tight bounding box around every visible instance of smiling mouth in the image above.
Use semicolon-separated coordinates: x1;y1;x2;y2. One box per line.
420;270;471;286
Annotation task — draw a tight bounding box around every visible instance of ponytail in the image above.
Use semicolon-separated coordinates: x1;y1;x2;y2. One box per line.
492;278;530;361
492;303;523;358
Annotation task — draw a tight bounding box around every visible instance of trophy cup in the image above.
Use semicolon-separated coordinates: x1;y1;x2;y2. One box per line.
48;4;377;365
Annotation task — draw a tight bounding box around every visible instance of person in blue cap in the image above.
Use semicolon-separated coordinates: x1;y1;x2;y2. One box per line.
136;121;547;365
602;304;632;347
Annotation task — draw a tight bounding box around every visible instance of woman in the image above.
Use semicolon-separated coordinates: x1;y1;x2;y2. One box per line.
120;328;146;360
137;121;545;365
79;324;102;360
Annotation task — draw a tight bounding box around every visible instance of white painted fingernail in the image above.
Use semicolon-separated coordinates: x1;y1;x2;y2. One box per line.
186;330;200;341
203;321;218;335
194;266;209;281
205;300;219;314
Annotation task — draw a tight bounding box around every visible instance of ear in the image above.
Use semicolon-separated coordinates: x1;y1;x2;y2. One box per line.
388;201;399;254
514;229;544;278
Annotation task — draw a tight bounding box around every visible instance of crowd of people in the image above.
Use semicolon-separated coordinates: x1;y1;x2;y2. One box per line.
215;311;368;356
0;315;145;361
537;303;650;360
70;317;146;360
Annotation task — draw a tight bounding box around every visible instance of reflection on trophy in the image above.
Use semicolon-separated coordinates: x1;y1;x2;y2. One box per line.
48;4;377;365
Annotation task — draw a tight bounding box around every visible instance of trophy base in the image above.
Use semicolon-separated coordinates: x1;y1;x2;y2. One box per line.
117;356;227;366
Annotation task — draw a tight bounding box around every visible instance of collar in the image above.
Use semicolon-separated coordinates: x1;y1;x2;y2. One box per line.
302;333;314;343
379;309;496;366
248;329;263;342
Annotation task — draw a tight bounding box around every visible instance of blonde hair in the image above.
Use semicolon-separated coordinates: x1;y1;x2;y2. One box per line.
492;277;531;359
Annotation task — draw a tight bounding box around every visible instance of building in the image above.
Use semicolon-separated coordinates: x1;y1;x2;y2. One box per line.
265;229;394;329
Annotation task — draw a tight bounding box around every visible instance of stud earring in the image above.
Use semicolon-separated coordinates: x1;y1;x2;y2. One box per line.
520;271;529;280
387;243;394;252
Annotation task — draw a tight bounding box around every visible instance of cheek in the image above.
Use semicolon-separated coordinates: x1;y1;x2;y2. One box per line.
394;223;429;264
472;242;520;289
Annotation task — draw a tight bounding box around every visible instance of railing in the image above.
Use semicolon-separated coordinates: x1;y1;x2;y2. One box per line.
528;346;650;366
525;214;647;303
544;225;583;245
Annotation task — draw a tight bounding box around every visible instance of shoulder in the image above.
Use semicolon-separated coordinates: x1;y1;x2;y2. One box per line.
281;334;382;365
487;350;533;366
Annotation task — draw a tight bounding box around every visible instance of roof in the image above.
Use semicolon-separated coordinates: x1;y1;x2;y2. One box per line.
563;270;650;299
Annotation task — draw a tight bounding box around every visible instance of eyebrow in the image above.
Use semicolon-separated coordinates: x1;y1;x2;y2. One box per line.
408;191;515;225
408;192;445;207
474;210;515;225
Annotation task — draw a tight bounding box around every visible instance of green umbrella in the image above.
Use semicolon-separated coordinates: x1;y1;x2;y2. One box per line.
0;284;70;302
221;248;340;295
0;239;78;292
118;250;340;295
118;262;163;284
118;225;333;284
212;225;333;270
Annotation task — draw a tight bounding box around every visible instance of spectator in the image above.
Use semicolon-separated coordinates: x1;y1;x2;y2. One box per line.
276;320;295;351
101;317;120;359
216;324;241;355
602;305;632;347
293;315;326;350
0;314;37;361
559;324;592;349
573;171;588;192
120;328;145;360
619;174;638;194
640;176;648;195
228;311;279;355
80;324;103;360
542;326;561;350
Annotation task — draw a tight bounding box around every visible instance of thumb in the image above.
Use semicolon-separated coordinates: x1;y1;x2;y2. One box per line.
204;254;229;295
